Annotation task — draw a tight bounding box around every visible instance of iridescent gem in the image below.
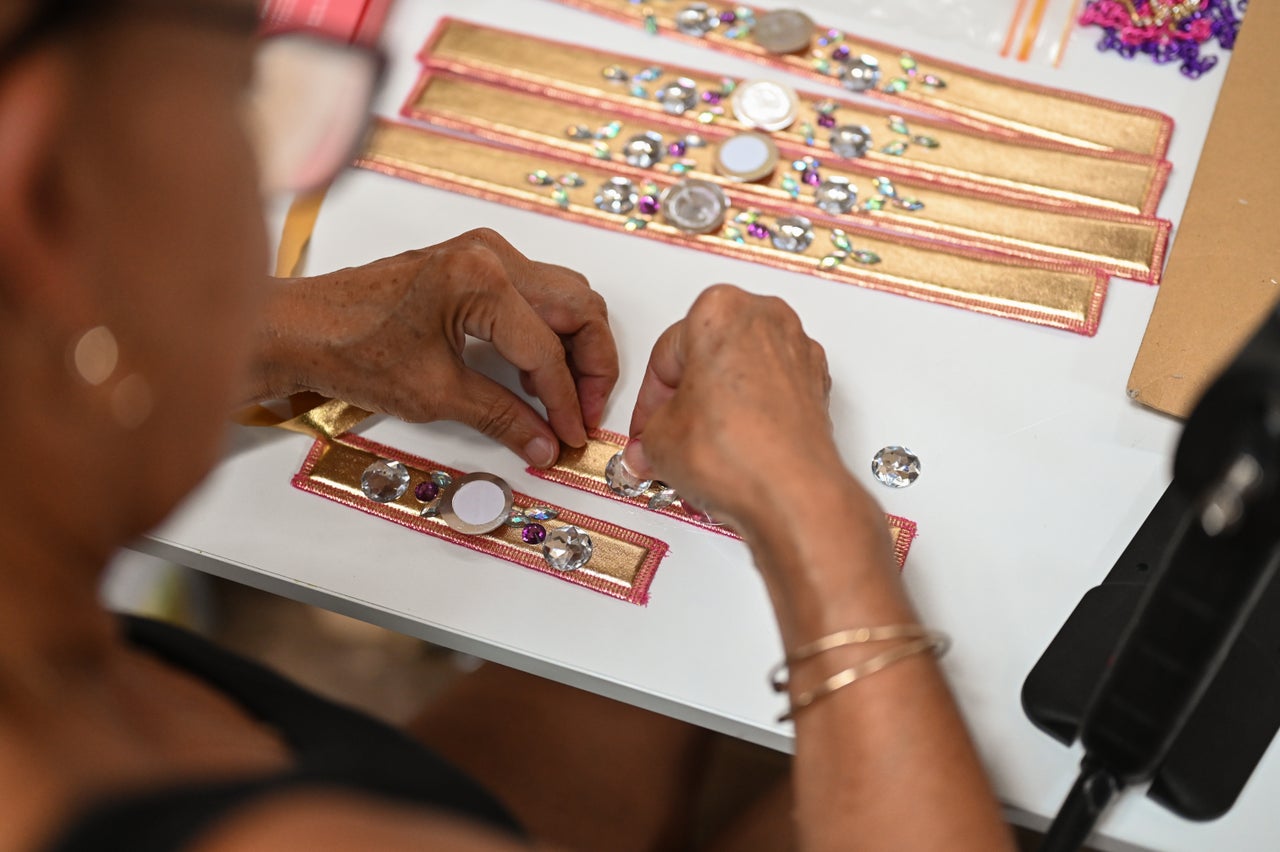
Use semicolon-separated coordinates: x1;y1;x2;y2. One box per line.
414;480;440;502
648;488;679;511
430;471;453;488
872;445;920;488
421;504;440;519
837;54;881;92
623;131;665;168
814;99;837;115
551;187;570;209
644;11;658;34
723;225;745;243
899;54;919;73
922;74;946;88
605;450;653;497
602;64;629;82
521;523;548;545
770;216;814;252
831;229;853;252
819;253;845;269
851;249;881;264
814;176;857;214
526;506;559;521
830;124;872;159
864;196;886;211
506;511;529;527
882;141;908;156
684;133;707;148
630;85;649;98
542;525;593;572
897;197;924;211
676;3;720;36
598;121;623;139
781;176;800;198
734;209;760;224
801;121;816;146
874;176;897;197
883;78;909;93
635;66;663;82
670;162;691;175
557;172;585;187
888;115;910;135
913;135;940;148
527;169;553;185
566;124;593;140
594;177;638;214
812;58;830;74
655;78;699;114
624;217;647;231
361;459;410;503
592;141;611;159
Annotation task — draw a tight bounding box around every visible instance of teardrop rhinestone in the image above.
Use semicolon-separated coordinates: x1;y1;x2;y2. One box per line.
430;470;453;488
851;250;882;264
819;253;846;269
883;78;909;93
602;64;629;82
526;169;553;185
899;54;918;72
882;141;908;156
831;229;853;252
421;505;440;519
863;196;886;211
598;121;623;140
635;66;663;82
912;135;940;149
557;172;585;187
874;176;897;197
526;506;559;521
897;197;925;212
888;116;909;135
566;124;593;140
922;74;946;88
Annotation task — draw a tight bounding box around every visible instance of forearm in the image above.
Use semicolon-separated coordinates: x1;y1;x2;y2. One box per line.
743;472;1014;852
241;276;312;405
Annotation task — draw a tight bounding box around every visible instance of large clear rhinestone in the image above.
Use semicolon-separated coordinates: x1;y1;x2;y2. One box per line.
814;177;857;214
623;131;666;168
830;125;873;159
871;445;921;488
593;177;639;214
605;450;653;497
770;216;814;252
838;55;881;92
542;525;594;572
675;3;719;36
360;459;410;503
655;77;699;114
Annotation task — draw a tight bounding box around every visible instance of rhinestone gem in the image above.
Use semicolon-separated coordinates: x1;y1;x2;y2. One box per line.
623;131;666;168
864;196;886;211
542;525;594;572
624;217;646;231
831;229;853;252
527;169;553;185
598;121;623;139
648;488;680;511
526;506;559;521
814;176;857;214
889;116;910;135
884;78;909;93
675;3;720;36
594;177;639;214
558;172;585;187
770;216;814;252
605;450;653;497
566;124;593;140
922;74;946;88
360;459;410;503
899;54;919;72
655;78;699;114
414;480;440;502
913;135;940;148
684;133;708;147
635;66;663;82
897;197;924;212
521;524;548;545
872;445;921;488
551;187;570;208
882;141;908;156
506;511;529;527
837;55;881;91
874;176;897;197
819;253;845;268
421;504;440;519
602;64;629;82
830;125;872;159
852;249;882;264
430;471;453;488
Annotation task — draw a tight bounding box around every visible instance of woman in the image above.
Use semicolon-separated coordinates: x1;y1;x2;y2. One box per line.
0;0;1014;849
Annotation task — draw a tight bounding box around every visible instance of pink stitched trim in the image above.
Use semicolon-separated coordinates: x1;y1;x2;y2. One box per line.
526;429;917;571
292;435;667;606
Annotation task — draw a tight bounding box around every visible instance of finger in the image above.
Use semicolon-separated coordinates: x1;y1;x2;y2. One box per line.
562;320;619;430
518;369;537;399
448;368;562;468
628;320;687;439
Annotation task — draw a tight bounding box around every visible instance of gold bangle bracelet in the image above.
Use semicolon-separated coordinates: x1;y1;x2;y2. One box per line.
768;624;939;690
775;632;951;723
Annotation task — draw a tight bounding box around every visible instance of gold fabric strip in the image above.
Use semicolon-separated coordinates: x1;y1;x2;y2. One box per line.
419;20;1168;215
546;0;1172;158
529;431;916;570
361;119;1107;334
408;72;1169;283
294;433;667;605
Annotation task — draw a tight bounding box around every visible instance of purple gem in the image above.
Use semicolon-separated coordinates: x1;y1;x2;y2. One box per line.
747;222;770;239
831;45;851;61
719;10;737;23
701;90;722;105
667;140;688;156
414;481;439;502
639;195;660;214
521;523;547;544
817;114;837;129
803;169;823;186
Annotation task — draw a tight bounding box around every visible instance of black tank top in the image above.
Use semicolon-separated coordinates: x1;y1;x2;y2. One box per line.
45;616;524;851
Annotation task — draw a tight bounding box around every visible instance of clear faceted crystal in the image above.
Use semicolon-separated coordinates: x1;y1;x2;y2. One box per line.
655;77;699;114
770;216;815;252
837;55;881;92
830;125;872;159
675;3;719;36
605;450;653;497
360;459;410;503
648;488;680;511
871;445;921;488
542;525;594;572
594;177;639;214
623;131;666;168
814;177;857;214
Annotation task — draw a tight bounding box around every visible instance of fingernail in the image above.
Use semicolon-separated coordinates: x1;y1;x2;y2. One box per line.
622;440;651;478
524;436;557;468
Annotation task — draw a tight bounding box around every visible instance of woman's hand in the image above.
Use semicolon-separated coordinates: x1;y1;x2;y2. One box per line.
623;284;845;532
250;229;618;468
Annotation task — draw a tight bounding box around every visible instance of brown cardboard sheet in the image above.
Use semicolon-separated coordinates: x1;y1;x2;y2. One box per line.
1127;1;1280;417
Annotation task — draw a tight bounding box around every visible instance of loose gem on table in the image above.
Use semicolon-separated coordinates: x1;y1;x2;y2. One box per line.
863;196;886;211
414;480;440;502
831;229;854;252
558;173;585;188
830;124;872;159
770;216;814;252
361;459;410;503
814;177;857;214
803;168;822;186
648;488;680;511
720;10;737;24
921;74;946;88
526;506;559;521
421;504;440;519
734;209;760;224
746;222;771;239
630;85;650;99
656;78;699;114
697;111;717;124
605;450;653;497
817;114;837;129
701;90;723;104
594;177;639;214
598;121;623;140
670;162;692;175
566;124;593;140
837;55;881;92
814;99;837;115
872;445;921;488
831;45;850;61
542;525;593;572
812;58;830;74
506;511;529;527
882;141;908;156
801;121;816;146
723;225;745;243
602;64;629;82
668;140;688;156
623;131;666;168
644;11;658;35
521;523;548;545
896;197;924;212
430;471;453;488
912;135;939;148
676;3;720;36
527;169;553;185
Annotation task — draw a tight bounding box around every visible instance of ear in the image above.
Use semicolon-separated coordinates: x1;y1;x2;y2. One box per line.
0;48;84;325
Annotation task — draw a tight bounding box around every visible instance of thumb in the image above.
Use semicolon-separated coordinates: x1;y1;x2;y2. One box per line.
451;370;561;468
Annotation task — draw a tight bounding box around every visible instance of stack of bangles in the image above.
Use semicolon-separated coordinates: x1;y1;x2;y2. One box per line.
769;624;951;722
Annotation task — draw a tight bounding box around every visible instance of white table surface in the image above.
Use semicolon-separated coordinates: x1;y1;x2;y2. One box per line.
131;2;1271;850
